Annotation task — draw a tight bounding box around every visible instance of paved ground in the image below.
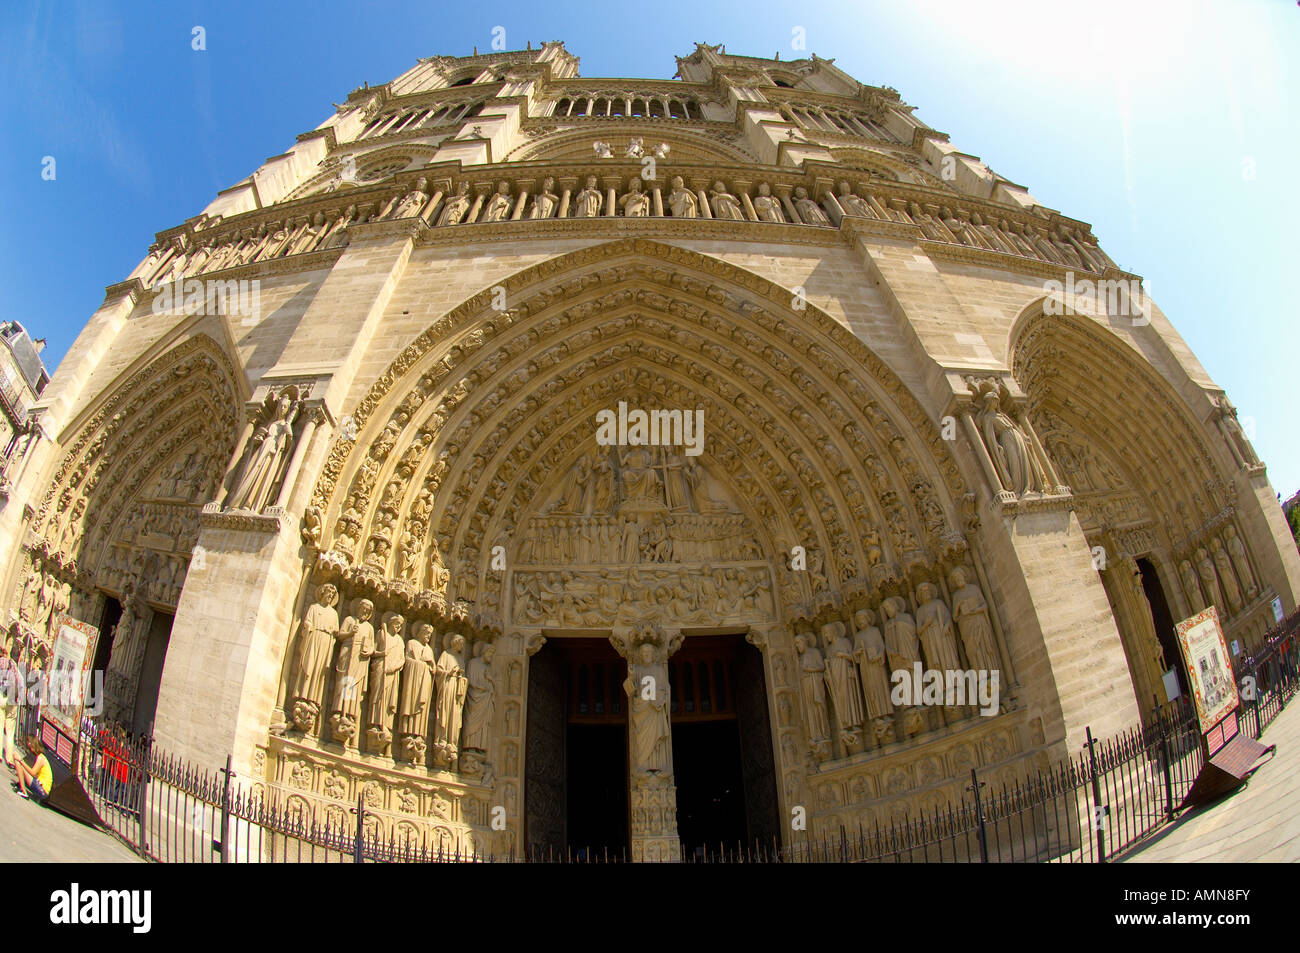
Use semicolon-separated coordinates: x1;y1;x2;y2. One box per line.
1122;698;1298;863
0;761;141;863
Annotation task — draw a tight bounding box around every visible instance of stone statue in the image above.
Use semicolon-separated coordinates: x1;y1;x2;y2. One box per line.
1223;526;1258;597
881;596;927;735
794;630;830;754
852;607;894;742
289;582;340;732
1215;396;1260;467
365;611;406;755
916;582;962;672
528;177;558;219
619;446;661;503
625;639;672;776
752;183;785;223
436;182;472;226
329;598;374;745
708;180;745;221
836;181;876;218
1210;539;1242;612
432;632;469;769
387;177;430;220
462;641;497;756
574;176;603;218
429;540;450;594
625;137;645;159
949;567;999;673
1179;559;1205;613
481;181;513;223
228;391;300;512
396;621;435;762
1196;547;1224;611
620;178;651;217
667;176;697;218
821;620;863;744
793;187;830;226
972;378;1040;496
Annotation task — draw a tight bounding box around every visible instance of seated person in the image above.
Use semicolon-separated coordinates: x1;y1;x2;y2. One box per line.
13;733;53;801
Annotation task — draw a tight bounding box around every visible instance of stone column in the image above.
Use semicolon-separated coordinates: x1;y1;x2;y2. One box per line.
613;623;682;863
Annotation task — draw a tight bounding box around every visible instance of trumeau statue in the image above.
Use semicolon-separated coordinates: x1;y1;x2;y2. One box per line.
366;611;407;755
229;390;301;512
481;181;513;223
330;598;374;745
574;176;603;218
290;583;340;731
709;181;745;221
528;177;559;219
752;183;785;223
794;630;830;755
625;638;672;776
436;182;472;226
949;567;999;674
396;621;435;762
433;632;469;769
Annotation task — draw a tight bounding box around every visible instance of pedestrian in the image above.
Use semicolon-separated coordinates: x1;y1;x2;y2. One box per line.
0;645;20;769
13;732;53;802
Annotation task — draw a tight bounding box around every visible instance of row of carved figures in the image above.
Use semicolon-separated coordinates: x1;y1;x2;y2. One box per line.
791;565;1003;760
1176;524;1260;619
136;172;1116;287
285;583;496;775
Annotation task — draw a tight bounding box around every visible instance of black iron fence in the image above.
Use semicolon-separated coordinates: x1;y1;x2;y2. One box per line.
11;611;1299;863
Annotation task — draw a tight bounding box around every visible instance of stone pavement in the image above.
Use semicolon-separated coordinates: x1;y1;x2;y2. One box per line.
1121;697;1299;863
0;762;141;863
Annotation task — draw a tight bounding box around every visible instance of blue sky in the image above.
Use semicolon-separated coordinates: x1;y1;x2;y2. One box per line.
1;0;1295;496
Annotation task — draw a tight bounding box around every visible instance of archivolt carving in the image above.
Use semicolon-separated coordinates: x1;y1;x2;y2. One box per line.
308;240;969;625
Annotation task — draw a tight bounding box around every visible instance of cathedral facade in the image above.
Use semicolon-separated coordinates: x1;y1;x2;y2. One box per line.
4;43;1297;860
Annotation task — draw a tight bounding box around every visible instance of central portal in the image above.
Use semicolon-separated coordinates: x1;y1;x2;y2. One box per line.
523;632;778;861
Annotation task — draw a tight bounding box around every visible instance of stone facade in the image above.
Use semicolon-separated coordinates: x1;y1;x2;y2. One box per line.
3;42;1297;860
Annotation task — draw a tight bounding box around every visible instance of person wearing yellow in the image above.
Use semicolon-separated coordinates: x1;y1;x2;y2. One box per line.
13;733;52;801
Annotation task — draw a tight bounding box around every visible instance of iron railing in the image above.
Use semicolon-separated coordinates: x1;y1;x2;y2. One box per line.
11;611;1298;863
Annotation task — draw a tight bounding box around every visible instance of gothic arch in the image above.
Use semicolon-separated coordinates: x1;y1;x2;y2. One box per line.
1010;303;1274;655
12;334;242;653
307;239;973;631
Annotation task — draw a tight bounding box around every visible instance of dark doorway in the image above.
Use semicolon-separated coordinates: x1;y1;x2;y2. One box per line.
566;724;628;859
92;597;122;678
668;634;780;857
525;637;629;859
131;611;173;738
1137;558;1188;697
672;720;747;857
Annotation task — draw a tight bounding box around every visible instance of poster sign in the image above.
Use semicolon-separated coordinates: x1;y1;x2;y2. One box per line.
1272;597;1285;624
1174;606;1237;732
40;615;99;746
1161;668;1181;702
